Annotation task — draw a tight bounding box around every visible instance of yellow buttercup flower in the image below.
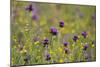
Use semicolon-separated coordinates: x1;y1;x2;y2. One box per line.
78;35;81;39
14;38;17;42
12;58;14;61
59;59;64;63
58;47;63;52
50;50;54;54
20;49;27;54
72;44;75;47
80;45;83;49
34;41;40;45
92;45;95;48
23;49;27;53
14;45;17;49
20;50;23;54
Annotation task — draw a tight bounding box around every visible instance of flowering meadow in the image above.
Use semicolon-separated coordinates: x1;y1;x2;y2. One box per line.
11;1;96;66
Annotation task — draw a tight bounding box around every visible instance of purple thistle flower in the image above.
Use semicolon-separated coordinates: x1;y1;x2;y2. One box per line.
46;54;51;61
83;44;88;51
64;48;69;54
81;31;87;38
50;27;58;35
43;38;49;47
32;15;39;21
59;21;64;27
25;4;34;12
73;35;78;42
63;42;68;47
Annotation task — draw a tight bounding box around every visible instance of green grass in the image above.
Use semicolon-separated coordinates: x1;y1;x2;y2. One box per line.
11;1;96;66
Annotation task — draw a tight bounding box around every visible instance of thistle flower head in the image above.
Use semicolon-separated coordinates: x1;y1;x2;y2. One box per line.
50;27;58;35
73;35;78;42
46;54;51;61
81;31;87;38
63;42;68;47
59;21;64;27
25;4;34;12
32;15;39;21
83;44;88;50
64;48;69;54
43;38;49;47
